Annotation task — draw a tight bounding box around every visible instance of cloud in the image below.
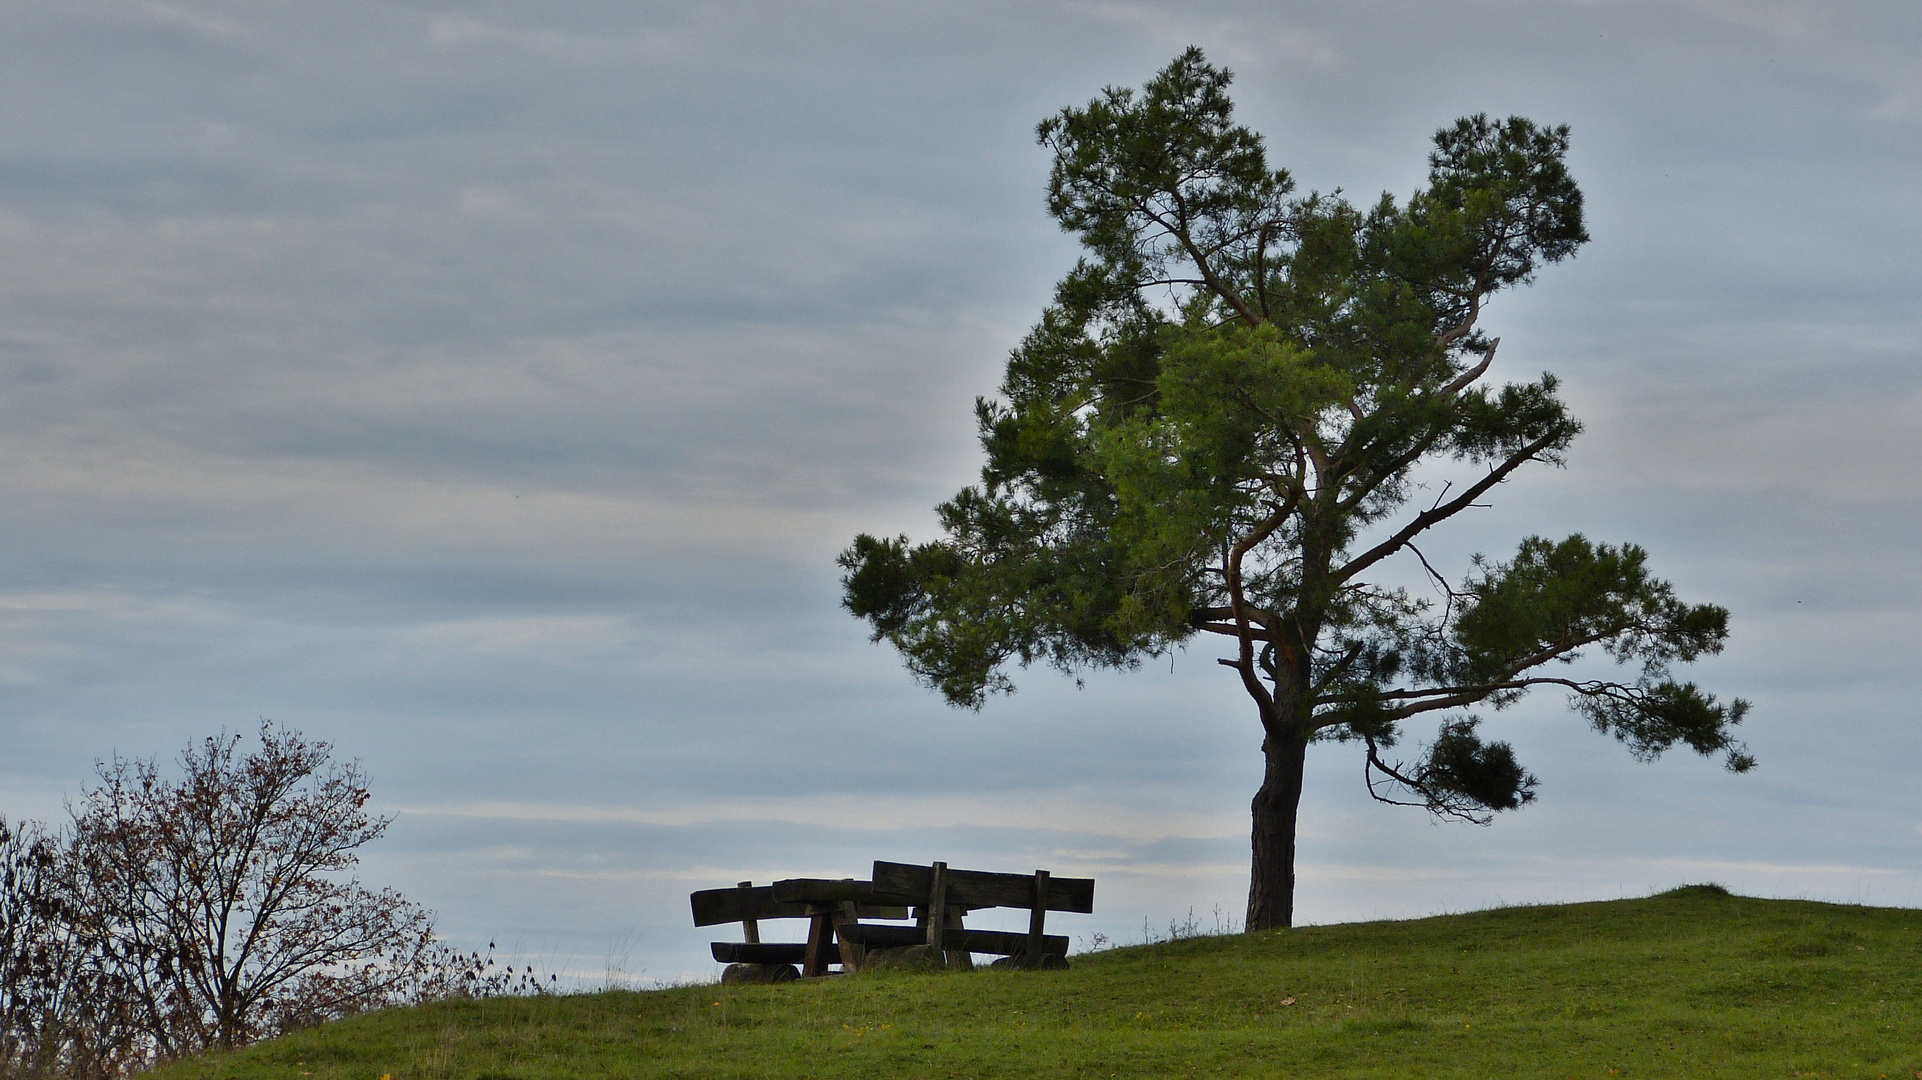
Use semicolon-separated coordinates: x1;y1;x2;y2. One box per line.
0;0;1916;981
395;786;1243;842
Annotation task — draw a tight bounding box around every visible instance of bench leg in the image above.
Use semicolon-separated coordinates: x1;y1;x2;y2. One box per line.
832;902;864;973
925;861;948;957
1027;869;1050;959
943;908;973;970
738;880;761;945
802;912;834;977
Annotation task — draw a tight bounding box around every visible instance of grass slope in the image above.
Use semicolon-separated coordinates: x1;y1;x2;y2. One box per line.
149;888;1922;1079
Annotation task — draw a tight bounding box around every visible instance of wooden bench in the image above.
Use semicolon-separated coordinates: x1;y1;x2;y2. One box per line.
688;880;908;982
692;862;1094;979
849;860;1094;970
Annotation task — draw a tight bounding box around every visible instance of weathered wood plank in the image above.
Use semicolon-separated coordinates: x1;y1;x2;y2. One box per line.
926;862;948;954
768;877;919;909
693;884;906;926
956;928;1066;957
792;901;913;919
834;923;1070;957
871;861;1094;913
944;906;973;971
738;881;761;944
832;923;923;949
832;902;864;972
802;912;834;977
710;942;821;964
690;885;812;927
771;877;868;903
1028;869;1049;957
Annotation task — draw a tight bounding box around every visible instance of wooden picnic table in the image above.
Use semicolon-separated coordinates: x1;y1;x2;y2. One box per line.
691;861;1095;980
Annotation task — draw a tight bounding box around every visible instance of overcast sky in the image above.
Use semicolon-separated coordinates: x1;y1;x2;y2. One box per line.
1;0;1918;985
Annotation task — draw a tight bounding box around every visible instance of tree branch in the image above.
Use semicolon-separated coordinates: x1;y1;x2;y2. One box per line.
1130;199;1263;326
1437;336;1499;397
1332;425;1567;586
1224;496;1299;713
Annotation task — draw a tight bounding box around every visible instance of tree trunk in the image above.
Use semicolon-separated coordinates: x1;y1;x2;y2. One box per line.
1245;731;1309;931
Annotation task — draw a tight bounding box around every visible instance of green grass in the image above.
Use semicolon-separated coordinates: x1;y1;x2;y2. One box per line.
148;887;1922;1079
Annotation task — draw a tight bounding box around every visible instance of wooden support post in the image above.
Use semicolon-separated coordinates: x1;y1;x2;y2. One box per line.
944;907;973;970
802;911;834;977
1027;870;1050;960
833;900;864;972
738;881;760;945
925;861;948;959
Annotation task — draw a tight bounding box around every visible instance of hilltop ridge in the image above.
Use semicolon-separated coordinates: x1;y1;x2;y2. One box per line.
148;888;1922;1079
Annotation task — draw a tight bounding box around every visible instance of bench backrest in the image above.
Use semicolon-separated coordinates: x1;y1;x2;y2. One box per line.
871;861;1094;913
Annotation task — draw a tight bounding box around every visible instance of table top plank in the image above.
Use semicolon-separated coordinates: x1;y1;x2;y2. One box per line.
690;885;814;927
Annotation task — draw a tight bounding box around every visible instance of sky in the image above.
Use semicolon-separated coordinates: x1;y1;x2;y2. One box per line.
0;0;1918;986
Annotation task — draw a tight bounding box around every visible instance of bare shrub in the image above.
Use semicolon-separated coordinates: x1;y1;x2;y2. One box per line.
2;723;540;1077
1;817;143;1079
67;723;437;1054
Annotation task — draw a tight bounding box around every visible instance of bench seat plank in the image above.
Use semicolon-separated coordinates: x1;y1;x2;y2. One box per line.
711;942;837;965
834;923;1069;956
959;928;1070;957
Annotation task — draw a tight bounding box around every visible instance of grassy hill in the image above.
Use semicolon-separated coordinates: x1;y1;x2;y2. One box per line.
147;887;1922;1079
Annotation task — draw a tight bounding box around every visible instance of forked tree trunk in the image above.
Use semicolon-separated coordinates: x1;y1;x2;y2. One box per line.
1246;731;1309;931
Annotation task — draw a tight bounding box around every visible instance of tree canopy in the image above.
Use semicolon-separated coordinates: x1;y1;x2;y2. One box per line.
840;48;1752;930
